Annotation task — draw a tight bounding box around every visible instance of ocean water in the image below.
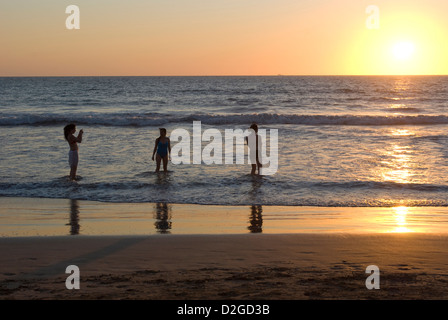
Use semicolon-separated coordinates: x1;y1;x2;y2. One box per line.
1;76;448;207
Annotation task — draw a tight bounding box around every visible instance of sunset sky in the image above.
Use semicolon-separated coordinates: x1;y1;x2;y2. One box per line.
1;0;448;76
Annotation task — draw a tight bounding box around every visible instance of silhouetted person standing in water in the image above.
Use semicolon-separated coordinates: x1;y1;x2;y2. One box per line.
64;123;83;180
246;123;262;175
152;128;171;172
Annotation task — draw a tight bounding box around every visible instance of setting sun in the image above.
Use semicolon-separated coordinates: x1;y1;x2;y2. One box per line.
393;42;416;60
346;1;448;76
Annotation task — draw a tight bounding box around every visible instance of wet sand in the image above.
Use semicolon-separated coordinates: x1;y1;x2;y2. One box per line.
1;197;448;300
2;197;448;236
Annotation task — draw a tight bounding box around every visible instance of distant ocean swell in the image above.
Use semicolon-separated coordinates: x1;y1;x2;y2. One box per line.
3;113;448;127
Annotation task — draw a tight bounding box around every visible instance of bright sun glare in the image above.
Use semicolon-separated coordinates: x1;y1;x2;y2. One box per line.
392;42;416;60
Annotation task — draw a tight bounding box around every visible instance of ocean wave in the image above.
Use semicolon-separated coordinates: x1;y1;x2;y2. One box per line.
3;112;448;127
2;180;448;207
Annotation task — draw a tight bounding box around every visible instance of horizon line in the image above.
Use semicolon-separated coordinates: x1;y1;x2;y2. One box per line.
1;74;448;78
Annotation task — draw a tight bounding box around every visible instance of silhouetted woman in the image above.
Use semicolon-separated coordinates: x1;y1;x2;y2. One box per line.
152;128;171;172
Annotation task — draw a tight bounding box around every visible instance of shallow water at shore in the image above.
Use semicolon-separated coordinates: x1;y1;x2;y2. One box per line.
2;76;448;207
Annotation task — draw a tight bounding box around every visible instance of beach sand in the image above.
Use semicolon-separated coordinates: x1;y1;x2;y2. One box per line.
1;197;448;300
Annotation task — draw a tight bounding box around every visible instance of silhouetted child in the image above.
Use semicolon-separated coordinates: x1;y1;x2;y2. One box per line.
152;128;171;172
246;123;262;175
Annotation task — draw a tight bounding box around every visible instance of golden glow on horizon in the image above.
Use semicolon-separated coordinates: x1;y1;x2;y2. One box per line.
346;2;448;75
1;1;448;76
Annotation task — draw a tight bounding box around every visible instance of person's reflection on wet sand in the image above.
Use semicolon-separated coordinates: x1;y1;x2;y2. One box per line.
248;205;263;233
247;174;263;233
67;199;80;235
154;202;172;234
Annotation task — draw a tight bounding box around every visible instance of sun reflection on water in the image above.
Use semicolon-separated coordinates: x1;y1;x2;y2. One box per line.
380;142;413;184
375;125;422;187
391;129;414;137
390;206;413;233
